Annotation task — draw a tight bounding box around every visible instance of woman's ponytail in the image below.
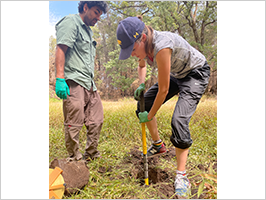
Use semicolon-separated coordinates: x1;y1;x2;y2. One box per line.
136;15;154;57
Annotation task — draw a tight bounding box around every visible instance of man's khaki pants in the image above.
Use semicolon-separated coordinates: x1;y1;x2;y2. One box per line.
63;80;103;160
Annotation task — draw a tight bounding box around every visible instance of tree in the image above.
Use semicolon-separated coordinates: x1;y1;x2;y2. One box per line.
49;35;56;86
49;1;217;98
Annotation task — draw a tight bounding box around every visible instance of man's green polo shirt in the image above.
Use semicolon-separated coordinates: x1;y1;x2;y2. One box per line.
56;14;97;91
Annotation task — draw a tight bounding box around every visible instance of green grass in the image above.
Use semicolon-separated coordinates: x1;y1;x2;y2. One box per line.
49;95;217;199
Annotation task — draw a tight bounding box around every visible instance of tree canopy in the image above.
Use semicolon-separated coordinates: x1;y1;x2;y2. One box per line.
49;1;217;99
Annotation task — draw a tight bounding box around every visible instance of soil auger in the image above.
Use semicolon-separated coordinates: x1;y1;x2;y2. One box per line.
140;91;149;186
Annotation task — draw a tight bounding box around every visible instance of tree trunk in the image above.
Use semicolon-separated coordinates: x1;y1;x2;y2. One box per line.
200;23;205;46
190;3;200;43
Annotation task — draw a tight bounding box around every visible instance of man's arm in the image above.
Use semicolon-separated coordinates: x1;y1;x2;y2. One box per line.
55;44;68;78
54;44;70;99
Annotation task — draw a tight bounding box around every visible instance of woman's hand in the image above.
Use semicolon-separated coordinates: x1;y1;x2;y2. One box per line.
138;111;153;123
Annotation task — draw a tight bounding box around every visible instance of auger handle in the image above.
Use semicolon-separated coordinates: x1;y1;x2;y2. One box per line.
140;91;149;186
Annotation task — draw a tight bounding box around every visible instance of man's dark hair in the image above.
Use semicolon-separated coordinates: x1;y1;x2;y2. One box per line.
78;1;108;14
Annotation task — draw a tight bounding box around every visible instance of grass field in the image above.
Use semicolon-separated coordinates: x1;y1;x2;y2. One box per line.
49;95;217;199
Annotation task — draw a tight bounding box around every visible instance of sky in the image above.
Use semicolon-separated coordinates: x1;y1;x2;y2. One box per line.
49;1;80;38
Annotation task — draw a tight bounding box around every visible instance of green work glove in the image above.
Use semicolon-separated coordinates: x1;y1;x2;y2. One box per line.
134;83;145;101
55;78;70;99
138;111;153;123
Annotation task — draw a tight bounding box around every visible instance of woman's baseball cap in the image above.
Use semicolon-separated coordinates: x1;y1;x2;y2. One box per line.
116;17;145;60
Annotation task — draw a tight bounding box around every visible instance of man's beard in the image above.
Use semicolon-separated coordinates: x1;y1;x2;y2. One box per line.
84;16;98;26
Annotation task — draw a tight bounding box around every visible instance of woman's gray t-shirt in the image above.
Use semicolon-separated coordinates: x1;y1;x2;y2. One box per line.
145;30;206;79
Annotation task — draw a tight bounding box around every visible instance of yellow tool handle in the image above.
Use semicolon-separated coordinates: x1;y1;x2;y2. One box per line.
140;91;149;186
142;123;147;154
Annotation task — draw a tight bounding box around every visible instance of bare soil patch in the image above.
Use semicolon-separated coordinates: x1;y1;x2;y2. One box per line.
117;146;217;199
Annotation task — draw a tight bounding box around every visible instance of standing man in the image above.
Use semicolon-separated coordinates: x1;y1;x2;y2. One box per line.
55;1;108;162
